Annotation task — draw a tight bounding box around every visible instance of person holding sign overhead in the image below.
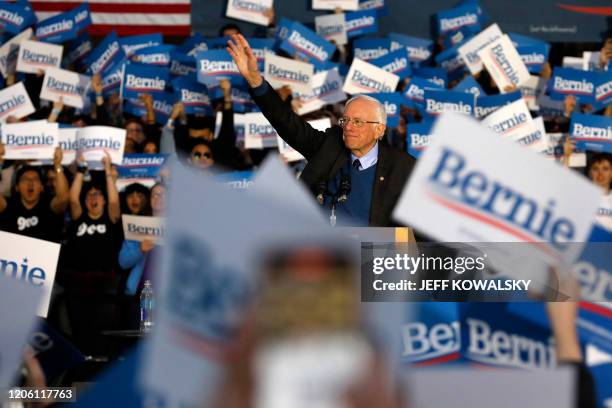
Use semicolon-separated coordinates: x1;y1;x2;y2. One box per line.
0;146;68;243
60;151;122;355
227;34;416;227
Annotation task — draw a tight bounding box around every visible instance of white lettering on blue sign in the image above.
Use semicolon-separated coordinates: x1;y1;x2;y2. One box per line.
440;13;478;32
124;41;158;56
232;0;266;13
520;53;545;65
36;19;73;38
125;74;166;91
133;53;169;65
427;99;472;115
381;57;407;74
181;89;210;105
199;59;238;74
346;16;375;32
554;77;594;95
596;80;611;102
91;41;120;74
401;321;460;361
123;156;165;166
573;124;611;140
428;147;576;249
355;47;388;60
288;31;328;61
410;133;431;149
0;10;24;26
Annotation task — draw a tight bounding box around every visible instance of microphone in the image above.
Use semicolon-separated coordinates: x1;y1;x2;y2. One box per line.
316;180;327;205
336;174;351;204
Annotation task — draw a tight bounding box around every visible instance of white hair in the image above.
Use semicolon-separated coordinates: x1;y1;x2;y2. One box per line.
344;95;387;126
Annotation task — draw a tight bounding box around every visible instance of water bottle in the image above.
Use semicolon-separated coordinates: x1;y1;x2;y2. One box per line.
140;280;154;333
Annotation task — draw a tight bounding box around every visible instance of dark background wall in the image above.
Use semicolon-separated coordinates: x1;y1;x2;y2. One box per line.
191;0;610;43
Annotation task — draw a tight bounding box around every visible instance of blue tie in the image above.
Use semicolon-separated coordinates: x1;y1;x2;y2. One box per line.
353;159;361;171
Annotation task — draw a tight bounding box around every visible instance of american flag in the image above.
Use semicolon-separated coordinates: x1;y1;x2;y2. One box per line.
31;0;191;36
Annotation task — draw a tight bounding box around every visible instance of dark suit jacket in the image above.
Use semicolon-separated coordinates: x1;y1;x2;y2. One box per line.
250;81;416;227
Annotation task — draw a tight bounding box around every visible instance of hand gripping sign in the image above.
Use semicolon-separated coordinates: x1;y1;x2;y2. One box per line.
343;58;399;95
1;120;58;160
40;67;91;109
478;35;530;92
75;126;126;165
392;113;602;268
0;82;35;122
226;0;273;26
16;39;63;74
122;215;164;243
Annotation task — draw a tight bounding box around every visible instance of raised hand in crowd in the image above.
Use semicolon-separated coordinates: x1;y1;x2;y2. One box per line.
539;62;552;80
277;85;293;101
598;38;612;69
263;6;275;26
6;73;15;86
48;97;64;123
227;34;263;88
6;115;19;124
50;147;70;215
140;238;155;254
563;95;577;118
92;73;105;106
562;136;576;168
169;101;187;127
102;151;121;223
220;78;232;110
140;93;156;125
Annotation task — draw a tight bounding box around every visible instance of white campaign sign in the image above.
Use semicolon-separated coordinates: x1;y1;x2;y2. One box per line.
562;56;583;70
225;0;273;26
0;82;35;122
122;215;164;243
481;98;535;140
0;231;61;318
264;52;314;94
343;58;399;95
57;127;79;165
0;274;42;392
392;113;602;266
458;23;503;75
243;112;279;149
312;0;358;10
16;39;62;74
295;69;347;115
40;67;91;109
76;126;126;165
519;75;543;111
277;118;331;162
515;116;549;153
478;35;530;92
315;13;348;45
1;120;58;160
0;28;33;77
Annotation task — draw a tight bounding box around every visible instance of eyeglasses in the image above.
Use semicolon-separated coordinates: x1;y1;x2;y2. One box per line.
338;117;381;128
193;152;212;160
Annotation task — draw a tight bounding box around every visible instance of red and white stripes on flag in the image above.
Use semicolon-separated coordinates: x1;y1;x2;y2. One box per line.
31;0;191;36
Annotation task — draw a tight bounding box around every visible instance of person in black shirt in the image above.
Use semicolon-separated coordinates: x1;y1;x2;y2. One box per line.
61;152;122;355
0;146;69;243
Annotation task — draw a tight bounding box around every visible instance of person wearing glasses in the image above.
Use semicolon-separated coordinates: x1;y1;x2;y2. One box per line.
227;34;415;226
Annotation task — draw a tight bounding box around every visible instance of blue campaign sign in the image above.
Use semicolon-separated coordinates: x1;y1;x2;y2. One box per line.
123;92;174;125
72;3;92;33
176;32;208;56
407;120;435;159
273;17;295;50
569;113;612;153
366;92;406;127
117;154;169;181
442;25;478;49
230;85;257;113
459;302;555;369
101;59;126;97
344;9;378;38
452;75;485;97
508;32;548;48
131;45;175;67
548;67;598;104
388;33;433;66
424;88;475;117
169;51;197;77
370;48;412;80
172;76;212;115
122;63;170;100
215;170;255;189
594;72;612;112
195;49;245;87
119;33;163;56
404;76;443;107
353;37;392;61
0;1;36;34
86;31;125;75
517;43;550;74
35;8;78;44
436;3;481;36
413;67;448;88
63;33;92;72
29;318;85;383
474;91;522;118
248;38;275;66
358;0;388;17
280;21;335;63
402;302;462;366
434;44;466;81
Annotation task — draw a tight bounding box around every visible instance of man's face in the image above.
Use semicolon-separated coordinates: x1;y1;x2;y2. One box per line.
341;99;385;156
126;122;145;144
189;128;213;140
16;170;43;205
190;144;214;170
589;159;612;191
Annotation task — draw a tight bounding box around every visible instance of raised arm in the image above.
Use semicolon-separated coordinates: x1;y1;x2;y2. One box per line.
50;147;69;215
69;158;85;220
226;34;328;160
103;152;121;223
0;143;7;213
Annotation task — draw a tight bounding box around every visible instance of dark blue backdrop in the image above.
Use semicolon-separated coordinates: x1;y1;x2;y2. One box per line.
192;0;610;43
